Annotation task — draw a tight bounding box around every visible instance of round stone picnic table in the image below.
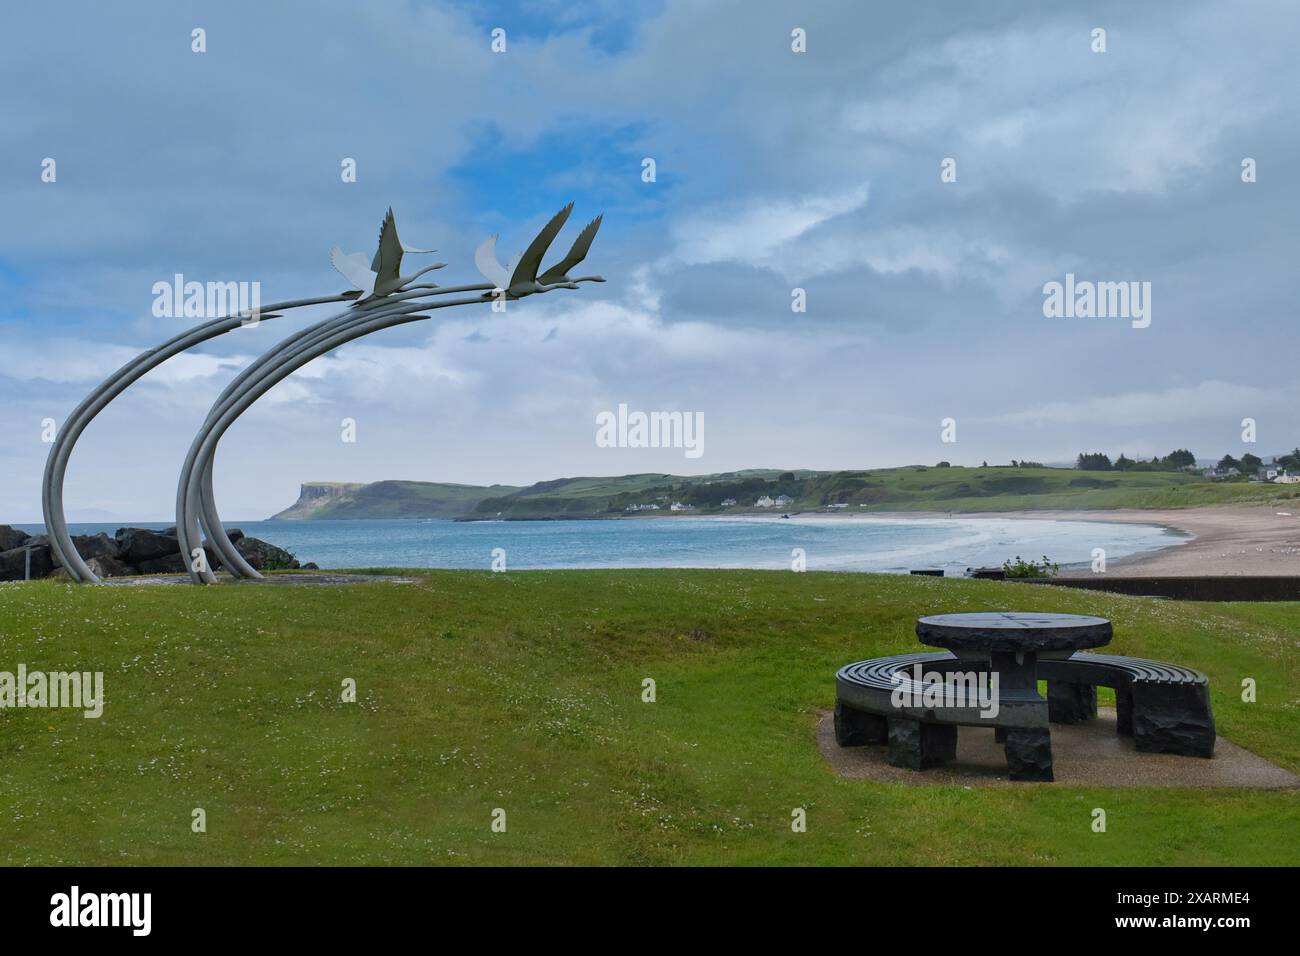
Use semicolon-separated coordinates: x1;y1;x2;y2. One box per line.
915;612;1113;780
916;611;1112;701
916;612;1113;657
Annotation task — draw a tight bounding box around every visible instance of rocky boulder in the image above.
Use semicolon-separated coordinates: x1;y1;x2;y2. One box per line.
235;537;300;571
92;554;134;577
0;544;53;581
135;553;186;575
114;527;180;563
0;524;301;581
0;525;31;552
49;555;133;580
136;543;224;576
55;532;121;566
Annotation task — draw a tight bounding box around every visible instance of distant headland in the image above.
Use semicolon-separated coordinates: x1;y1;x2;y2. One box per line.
270;457;1300;521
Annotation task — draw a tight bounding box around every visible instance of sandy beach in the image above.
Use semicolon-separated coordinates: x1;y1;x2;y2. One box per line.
858;506;1300;577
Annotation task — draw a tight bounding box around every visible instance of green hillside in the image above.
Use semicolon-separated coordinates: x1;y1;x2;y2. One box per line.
273;466;1300;520
282;480;521;519
472;466;1299;518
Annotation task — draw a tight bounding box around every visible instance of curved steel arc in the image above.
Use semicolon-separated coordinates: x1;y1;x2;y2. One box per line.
179;295;441;582
176;293;493;582
189;269;605;582
195;300;357;579
189;271;602;582
40;294;353;583
188;283;494;579
44;206;602;585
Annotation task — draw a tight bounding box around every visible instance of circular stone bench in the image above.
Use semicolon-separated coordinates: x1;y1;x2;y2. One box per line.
1035;653;1215;757
834;650;1215;776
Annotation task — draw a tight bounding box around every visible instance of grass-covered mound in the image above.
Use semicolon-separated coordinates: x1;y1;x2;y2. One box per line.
0;570;1296;865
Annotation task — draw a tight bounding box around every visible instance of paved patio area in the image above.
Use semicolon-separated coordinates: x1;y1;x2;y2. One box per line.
818;707;1299;788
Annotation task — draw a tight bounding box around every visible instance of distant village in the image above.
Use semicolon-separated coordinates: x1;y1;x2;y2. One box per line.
615;450;1300;516
626;492;889;514
1071;447;1300;481
1073;447;1300;483
626;493;799;513
1205;462;1300;483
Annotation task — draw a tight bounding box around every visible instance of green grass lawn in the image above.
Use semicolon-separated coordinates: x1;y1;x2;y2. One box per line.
1;570;1296;865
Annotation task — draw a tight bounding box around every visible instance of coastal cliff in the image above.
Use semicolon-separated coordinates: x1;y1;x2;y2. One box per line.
268;480;515;520
270;482;367;520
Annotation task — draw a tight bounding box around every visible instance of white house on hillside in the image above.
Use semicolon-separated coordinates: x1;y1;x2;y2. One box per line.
756;495;775;507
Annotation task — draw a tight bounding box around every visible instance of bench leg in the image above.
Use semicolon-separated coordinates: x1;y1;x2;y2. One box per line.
887;717;957;770
1005;728;1054;782
1132;684;1216;758
834;701;888;747
1048;681;1097;724
1115;684;1134;736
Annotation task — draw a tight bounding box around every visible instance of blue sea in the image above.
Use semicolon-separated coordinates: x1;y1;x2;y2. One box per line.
27;515;1185;574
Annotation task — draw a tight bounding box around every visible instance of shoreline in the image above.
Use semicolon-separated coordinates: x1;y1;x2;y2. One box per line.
793;506;1300;577
360;505;1300;575
23;506;1299;578
611;505;1297;577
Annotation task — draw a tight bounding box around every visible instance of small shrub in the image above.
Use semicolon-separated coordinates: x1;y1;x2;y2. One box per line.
1002;554;1059;579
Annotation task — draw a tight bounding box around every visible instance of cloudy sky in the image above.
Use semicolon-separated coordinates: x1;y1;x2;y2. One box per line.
1;0;1296;521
